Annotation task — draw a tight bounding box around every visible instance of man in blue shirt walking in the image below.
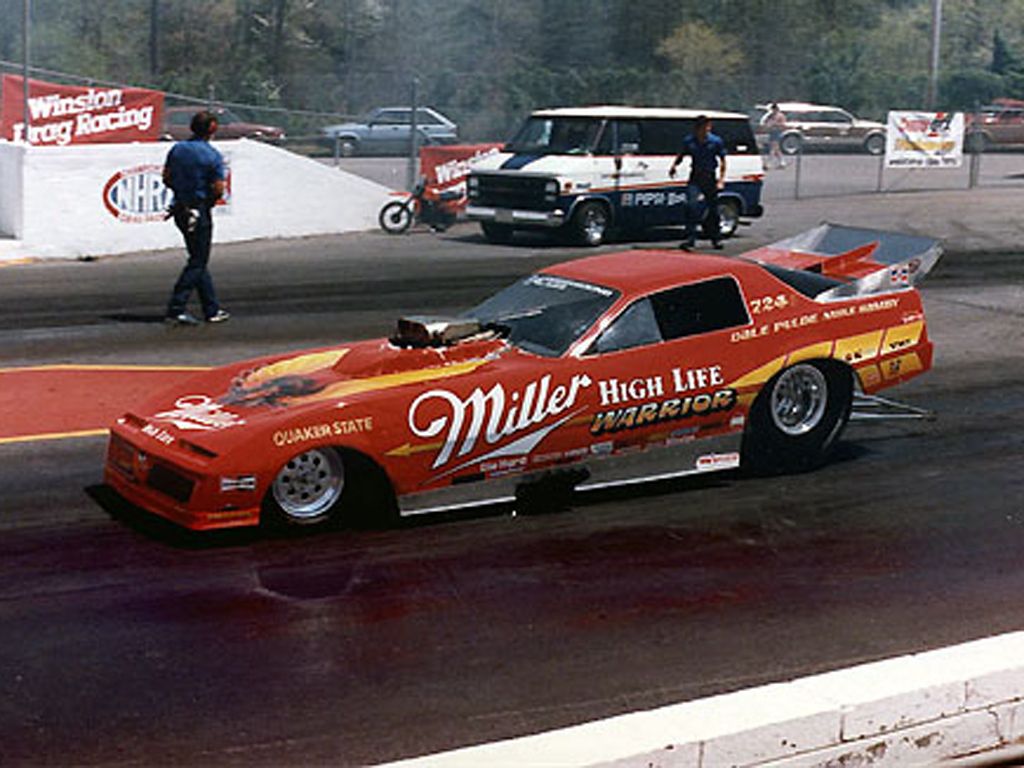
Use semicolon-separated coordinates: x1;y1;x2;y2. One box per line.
669;115;727;250
163;110;230;325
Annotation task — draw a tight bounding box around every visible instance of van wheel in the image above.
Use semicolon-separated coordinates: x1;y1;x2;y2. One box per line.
571;201;609;246
742;361;853;474
780;133;803;155
864;134;886;155
481;222;515;244
717;199;740;238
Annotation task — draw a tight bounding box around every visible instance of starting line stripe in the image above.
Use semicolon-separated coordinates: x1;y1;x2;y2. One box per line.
0;364;210;374
0;428;109;446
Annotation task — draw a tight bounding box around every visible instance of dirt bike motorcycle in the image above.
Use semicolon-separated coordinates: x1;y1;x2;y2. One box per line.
378;179;462;234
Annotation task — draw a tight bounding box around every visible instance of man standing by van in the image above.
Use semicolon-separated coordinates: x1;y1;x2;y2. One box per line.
669;115;727;250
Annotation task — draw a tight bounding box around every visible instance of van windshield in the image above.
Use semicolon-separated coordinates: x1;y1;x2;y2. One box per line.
506;117;603;155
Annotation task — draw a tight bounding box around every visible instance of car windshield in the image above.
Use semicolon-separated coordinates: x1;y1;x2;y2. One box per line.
464;273;619;357
505;117;603;155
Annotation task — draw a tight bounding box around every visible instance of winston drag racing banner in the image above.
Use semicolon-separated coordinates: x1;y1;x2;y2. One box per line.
419;143;502;209
1;74;164;146
885;111;964;169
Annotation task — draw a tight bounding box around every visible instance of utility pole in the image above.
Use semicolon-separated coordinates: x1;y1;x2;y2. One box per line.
149;0;159;78
22;0;30;143
407;77;419;192
926;0;942;109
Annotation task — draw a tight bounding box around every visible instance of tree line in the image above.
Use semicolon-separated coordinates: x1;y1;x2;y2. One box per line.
1;0;1023;140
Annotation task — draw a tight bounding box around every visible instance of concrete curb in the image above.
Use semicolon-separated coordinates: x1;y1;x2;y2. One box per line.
380;631;1024;767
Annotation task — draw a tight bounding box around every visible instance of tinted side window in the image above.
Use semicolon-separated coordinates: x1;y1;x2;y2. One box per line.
635;118;757;155
640;119;691;155
589;298;662;354
377;110;409;124
713;119;758;155
615;120;642;153
650;277;749;340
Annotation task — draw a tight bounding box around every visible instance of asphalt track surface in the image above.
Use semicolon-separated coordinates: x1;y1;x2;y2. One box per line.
1;223;1022;766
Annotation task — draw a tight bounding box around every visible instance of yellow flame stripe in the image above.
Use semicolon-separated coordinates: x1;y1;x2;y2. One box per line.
882;321;924;355
727;356;786;390
297;358;490;404
833;331;883;365
238;349;350;387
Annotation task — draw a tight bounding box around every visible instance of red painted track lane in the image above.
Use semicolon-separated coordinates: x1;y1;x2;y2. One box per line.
0;366;204;443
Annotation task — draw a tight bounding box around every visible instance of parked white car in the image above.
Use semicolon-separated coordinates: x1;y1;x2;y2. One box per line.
322;107;458;156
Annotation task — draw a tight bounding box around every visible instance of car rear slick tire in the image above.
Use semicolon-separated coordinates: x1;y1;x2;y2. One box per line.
379;200;414;234
263;447;396;530
742;360;853;475
571;201;610;246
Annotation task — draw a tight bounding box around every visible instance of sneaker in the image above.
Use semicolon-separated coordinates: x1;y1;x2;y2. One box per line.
165;312;201;326
206;309;231;323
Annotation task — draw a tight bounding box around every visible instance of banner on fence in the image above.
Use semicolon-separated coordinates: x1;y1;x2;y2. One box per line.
419;143;502;207
885;111;964;169
0;74;164;146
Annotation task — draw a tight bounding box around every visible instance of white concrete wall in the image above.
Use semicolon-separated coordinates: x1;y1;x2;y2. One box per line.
3;139;391;259
381;631;1024;767
0;142;25;238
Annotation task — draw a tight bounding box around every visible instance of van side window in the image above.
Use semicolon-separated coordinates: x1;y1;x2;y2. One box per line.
712;120;759;155
649;277;750;340
615;121;642;154
640;120;691;155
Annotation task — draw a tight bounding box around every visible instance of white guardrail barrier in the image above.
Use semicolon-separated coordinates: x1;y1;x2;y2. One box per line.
381;631;1024;767
0;138;392;260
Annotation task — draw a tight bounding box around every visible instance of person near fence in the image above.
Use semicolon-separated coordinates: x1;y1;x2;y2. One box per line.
163;110;230;325
669;114;727;250
764;103;788;169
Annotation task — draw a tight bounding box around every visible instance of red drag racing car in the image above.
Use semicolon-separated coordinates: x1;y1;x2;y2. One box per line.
104;224;941;531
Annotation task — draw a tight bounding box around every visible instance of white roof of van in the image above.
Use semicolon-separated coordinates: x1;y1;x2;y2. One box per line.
531;105;749;120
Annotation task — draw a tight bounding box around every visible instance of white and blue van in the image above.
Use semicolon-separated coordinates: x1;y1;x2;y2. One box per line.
466;106;764;246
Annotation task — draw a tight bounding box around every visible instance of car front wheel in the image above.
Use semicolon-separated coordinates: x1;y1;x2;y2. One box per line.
780;133;803;155
864;134;886;155
335;138;358;157
742;360;853;474
263;447;395;529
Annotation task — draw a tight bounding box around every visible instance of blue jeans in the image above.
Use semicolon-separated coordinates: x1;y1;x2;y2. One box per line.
684;174;720;244
167;205;219;319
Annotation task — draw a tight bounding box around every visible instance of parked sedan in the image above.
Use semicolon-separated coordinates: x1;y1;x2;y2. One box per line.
162;106;285;141
104;224;940;534
321;107;458;156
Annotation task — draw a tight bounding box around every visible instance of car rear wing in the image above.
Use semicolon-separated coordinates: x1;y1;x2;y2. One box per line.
741;224;942;300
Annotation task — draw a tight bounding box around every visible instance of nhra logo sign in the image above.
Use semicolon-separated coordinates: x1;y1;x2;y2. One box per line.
102;159;232;223
102;164;171;223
